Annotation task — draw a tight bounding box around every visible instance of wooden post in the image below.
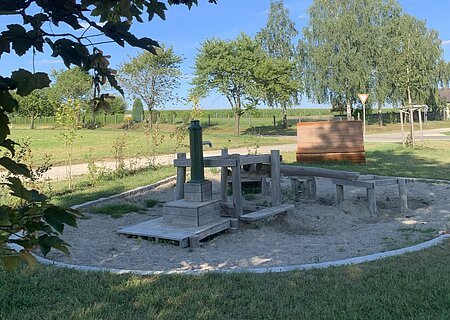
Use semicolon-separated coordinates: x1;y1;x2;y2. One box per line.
367;188;377;215
307;178;317;199
336;185;344;208
270;150;282;206
290;178;299;202
172;114;176;124
418;108;423;141
398;178;408;213
273;115;276;128
220;148;229;203
400;110;405;147
231;154;243;218
175;153;186;200
208;114;211;126
409;108;415;147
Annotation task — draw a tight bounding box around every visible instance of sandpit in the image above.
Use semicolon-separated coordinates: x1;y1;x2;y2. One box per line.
45;171;450;272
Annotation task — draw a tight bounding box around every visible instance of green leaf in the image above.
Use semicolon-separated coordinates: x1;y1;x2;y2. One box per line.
147;0;167;21
0;206;12;226
0;253;25;271
38;235;70;256
2;24;34;56
0;157;31;177
19;250;36;266
0;112;10;143
10;69;50;96
0;90;19;112
0;139;17;156
4;177;47;202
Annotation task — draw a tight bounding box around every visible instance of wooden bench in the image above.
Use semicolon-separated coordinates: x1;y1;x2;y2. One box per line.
296;121;365;163
240;204;295;222
332;177;408;215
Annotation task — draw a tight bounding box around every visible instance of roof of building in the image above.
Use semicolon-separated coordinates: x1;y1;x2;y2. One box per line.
438;88;450;103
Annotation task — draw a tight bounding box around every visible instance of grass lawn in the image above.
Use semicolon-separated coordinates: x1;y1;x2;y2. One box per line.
8;123;293;166
0;239;448;320
283;141;450;180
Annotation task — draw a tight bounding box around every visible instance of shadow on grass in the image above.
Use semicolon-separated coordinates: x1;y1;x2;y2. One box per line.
50;183;132;208
0;239;449;319
242;124;297;136
288;146;450;180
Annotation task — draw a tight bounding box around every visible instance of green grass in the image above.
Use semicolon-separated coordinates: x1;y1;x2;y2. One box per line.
284;141;450;180
90;203;143;218
444;131;450;136
47;166;176;207
8;123;293;166
144;198;162;208
0;239;449;320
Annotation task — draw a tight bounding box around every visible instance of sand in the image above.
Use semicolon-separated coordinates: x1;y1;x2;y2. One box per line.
44;171;450;272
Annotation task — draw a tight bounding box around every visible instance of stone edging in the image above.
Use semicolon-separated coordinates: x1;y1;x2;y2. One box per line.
31;234;449;275
71;175;177;210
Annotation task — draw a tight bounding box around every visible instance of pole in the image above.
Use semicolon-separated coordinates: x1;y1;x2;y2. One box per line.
362;101;366;143
188;120;205;183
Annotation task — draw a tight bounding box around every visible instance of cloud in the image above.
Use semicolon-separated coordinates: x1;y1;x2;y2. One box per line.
298;14;308;19
442;40;450;46
31;59;63;65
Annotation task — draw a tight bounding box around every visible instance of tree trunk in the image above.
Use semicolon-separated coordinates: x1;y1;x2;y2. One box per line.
377;102;383;126
234;113;240;135
346;102;352;121
282;106;288;129
30;111;35;130
149;109;153;129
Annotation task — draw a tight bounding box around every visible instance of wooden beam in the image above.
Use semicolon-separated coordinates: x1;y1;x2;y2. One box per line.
175;153;186;200
240;204;295;222
220;149;229;204
281;165;359;180
270;150;282;206
231;154;243;218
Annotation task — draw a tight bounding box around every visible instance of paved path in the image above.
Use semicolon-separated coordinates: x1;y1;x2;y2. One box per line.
32;127;450;181
365;127;450;142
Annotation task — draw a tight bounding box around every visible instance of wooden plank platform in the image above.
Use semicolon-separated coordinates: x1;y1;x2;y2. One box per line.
240;204;295;222
117;217;231;248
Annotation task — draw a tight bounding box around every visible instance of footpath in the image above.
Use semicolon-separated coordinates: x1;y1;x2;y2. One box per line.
17;127;450;181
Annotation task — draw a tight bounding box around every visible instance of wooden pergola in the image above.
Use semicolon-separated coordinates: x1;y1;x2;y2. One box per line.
397;105;427;147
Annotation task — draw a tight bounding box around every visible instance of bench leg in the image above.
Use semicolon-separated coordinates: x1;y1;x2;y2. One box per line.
367;188;377;215
290;178;300;201
336;185;344;208
398;178;408;213
307;178;317;199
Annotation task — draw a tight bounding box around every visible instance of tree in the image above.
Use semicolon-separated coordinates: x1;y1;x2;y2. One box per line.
192;34;267;135
109;95;127;114
0;0;217;270
302;0;375;120
257;0;300;128
132;98;144;122
369;0;402;125
14;88;56;129
389;14;443;107
119;46;183;128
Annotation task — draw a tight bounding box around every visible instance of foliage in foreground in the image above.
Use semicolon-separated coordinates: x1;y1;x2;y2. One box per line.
0;239;448;320
0;0;217;269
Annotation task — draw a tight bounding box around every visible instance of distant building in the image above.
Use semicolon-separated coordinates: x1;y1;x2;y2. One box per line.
437;88;450;120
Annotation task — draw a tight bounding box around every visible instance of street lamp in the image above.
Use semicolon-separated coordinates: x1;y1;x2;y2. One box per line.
358;93;369;142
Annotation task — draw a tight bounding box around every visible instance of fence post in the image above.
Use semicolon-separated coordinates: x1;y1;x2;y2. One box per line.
273;115;276;128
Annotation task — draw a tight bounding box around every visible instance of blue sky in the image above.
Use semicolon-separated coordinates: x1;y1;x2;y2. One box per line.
1;0;450;110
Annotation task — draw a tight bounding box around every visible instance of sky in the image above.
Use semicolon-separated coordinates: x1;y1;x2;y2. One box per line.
1;0;450;110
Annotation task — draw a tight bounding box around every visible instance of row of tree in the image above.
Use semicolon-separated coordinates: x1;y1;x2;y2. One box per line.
14;68;128;129
190;0;450;134
12;0;450;134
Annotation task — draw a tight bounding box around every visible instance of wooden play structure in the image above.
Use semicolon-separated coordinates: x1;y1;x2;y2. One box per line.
296;121;366;163
119;121;294;247
398;105;426;147
118;120;409;248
